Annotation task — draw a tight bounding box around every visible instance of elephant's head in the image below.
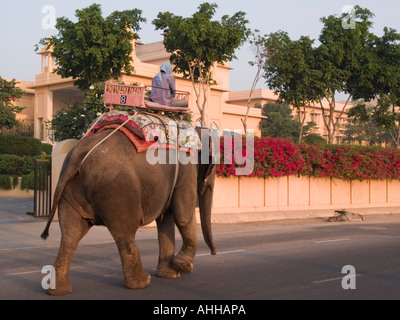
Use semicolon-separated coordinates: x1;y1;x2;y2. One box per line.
196;127;218;255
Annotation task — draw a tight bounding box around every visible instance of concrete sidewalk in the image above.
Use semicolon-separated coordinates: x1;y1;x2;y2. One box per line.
0;197;36;223
0;197;116;251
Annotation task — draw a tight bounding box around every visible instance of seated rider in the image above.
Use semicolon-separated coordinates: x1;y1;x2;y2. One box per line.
150;62;188;107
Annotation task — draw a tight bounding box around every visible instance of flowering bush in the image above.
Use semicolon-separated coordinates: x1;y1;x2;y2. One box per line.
216;135;400;181
216;135;304;178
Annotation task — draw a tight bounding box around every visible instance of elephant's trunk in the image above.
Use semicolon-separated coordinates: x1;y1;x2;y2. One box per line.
198;166;217;255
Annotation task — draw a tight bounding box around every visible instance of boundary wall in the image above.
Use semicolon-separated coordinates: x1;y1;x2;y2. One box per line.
0;177;34;198
210;176;400;223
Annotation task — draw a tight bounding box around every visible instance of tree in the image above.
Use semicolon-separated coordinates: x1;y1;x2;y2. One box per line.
343;102;389;146
153;2;250;127
259;102;314;142
365;28;400;147
262;6;378;144
36;4;146;140
263;31;321;143
314;5;377;144
0;77;24;132
243;30;268;132
37;4;146;91
48;101;99;141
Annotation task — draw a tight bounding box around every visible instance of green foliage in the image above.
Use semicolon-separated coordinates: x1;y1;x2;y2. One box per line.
0;134;42;156
0;175;19;190
264;32;320;108
259;103;317;142
48;101;99;141
20;163;50;191
0;77;25;132
36;4;145;140
0;154;34;175
364;29;400;146
12;175;18;188
21;172;34;190
41;143;53;155
153;2;250;126
0;175;12;190
46;82;107;141
344;103;390;146
260;103;301;140
153;3;250;80
37;4;146;91
302;133;327;147
263;6;381;144
317;6;377;98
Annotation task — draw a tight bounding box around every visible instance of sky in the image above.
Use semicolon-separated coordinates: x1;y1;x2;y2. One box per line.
1;0;400;92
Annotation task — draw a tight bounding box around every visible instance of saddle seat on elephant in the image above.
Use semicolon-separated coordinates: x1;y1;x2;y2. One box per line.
85;82;200;155
86;110;201;156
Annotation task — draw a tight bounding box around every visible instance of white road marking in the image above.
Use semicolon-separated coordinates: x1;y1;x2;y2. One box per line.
315;238;350;244
5;270;40;276
4;266;83;276
360;227;387;230
0;246;54;252
196;249;245;257
213;230;259;235
313;274;362;284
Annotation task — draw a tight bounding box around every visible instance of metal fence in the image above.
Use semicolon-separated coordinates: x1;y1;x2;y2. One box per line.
34;159;52;218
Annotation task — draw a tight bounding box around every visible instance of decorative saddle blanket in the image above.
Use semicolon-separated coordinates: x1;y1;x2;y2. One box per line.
86;110;201;154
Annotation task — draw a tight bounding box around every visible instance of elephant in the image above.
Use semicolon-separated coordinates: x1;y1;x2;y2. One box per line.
40;123;217;296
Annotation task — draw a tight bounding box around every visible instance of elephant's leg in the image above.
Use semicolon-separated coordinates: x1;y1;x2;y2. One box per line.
172;213;199;274
48;199;91;296
155;212;180;278
115;235;151;289
107;224;151;289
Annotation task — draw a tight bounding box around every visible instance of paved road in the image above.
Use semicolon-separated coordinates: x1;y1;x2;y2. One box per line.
1;198;400;305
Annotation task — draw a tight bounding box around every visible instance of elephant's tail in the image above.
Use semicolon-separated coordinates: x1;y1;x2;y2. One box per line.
40;165;79;240
40;150;81;240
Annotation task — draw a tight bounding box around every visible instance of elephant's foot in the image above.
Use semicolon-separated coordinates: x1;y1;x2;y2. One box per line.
124;271;151;290
47;282;72;296
172;254;194;274
156;263;180;279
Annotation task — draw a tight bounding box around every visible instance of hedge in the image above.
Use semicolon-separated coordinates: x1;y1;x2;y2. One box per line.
0;175;18;190
0;135;42;156
0;154;34;175
0;135;53;188
216;136;400;181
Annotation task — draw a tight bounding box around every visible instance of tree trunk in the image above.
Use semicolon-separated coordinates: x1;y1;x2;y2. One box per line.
297;105;306;144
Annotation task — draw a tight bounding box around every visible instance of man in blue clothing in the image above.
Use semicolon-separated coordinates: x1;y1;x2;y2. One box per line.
150;62;188;107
